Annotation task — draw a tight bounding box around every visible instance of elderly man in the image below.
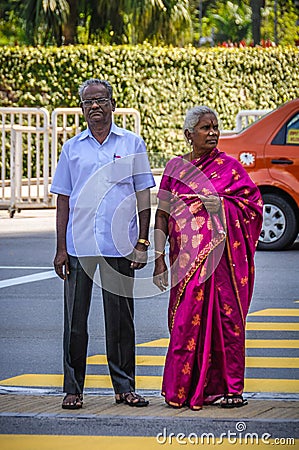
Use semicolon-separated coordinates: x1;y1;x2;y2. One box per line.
51;78;155;409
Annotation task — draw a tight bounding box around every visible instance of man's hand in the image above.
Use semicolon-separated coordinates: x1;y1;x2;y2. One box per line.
130;243;148;270
53;250;69;280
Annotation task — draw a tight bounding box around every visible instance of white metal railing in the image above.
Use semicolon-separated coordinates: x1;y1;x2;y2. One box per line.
0;106;266;216
235;109;271;131
10;124;50;210
0;107;140;215
220;109;271;135
0;107;50;216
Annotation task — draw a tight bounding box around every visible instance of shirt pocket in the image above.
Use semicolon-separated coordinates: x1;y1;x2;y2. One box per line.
107;159;133;184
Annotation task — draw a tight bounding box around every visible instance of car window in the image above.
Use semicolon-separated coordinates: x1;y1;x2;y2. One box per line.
286;113;299;144
272;112;299;145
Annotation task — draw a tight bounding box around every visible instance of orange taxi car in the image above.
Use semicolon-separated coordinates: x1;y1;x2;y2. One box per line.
218;98;299;250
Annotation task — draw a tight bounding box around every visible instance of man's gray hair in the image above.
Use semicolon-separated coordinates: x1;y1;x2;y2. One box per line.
183;106;218;134
78;78;113;100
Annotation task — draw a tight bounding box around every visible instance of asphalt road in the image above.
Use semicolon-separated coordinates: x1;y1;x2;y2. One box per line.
0;209;298;392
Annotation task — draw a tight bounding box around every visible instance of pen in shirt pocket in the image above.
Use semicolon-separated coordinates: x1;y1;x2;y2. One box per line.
113;153;121;162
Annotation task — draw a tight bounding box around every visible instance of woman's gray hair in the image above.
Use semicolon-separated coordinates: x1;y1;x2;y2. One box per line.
78;78;113;100
183;106;218;136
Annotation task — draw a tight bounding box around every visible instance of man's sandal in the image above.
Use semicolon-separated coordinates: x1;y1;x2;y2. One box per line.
62;393;83;410
220;394;248;408
115;392;149;407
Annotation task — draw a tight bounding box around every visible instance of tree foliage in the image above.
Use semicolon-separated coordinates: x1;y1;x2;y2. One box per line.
210;1;252;43
0;0;298;46
84;0;192;45
16;0;70;45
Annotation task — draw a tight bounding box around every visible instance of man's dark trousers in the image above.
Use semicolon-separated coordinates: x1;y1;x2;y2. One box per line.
63;254;135;395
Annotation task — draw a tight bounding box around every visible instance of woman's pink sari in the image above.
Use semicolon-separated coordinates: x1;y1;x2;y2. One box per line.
158;148;263;410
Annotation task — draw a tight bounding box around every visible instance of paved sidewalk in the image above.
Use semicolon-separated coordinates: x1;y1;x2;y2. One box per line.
0;208;56;235
0;390;298;438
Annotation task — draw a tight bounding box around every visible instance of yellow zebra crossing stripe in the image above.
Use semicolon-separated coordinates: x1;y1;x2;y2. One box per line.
0;374;298;393
137;338;299;348
87;354;299;368
246;339;299;348
0;435;297;450
249;309;299;316
245;357;299;368
246;322;299;330
87;354;165;365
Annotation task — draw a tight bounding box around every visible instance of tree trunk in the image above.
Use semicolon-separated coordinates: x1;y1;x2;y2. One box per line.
251;0;264;46
62;0;78;45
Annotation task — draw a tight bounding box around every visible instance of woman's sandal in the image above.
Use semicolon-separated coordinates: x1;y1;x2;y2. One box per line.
220;394;248;408
62;393;83;410
115;392;149;407
165;399;186;409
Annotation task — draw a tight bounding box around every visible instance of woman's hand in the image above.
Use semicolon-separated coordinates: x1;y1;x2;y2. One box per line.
199;195;221;214
153;257;168;291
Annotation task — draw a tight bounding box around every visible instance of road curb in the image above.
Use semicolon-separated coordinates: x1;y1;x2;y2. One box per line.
0;394;298;438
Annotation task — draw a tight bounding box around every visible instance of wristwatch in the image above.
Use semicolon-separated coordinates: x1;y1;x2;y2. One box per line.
137;238;150;248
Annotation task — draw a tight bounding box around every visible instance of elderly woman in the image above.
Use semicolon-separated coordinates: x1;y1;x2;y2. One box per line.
153;106;263;410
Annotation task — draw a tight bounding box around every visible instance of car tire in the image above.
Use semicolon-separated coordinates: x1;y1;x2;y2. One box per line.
258;193;298;251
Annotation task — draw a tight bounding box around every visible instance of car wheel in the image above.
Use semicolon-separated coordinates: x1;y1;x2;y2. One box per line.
258;193;298;250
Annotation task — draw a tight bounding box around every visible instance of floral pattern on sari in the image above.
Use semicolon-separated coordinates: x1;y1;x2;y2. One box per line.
157;148;263;410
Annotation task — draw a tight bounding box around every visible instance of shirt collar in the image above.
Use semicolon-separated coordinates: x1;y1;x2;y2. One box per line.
110;122;125;136
78;122;125;141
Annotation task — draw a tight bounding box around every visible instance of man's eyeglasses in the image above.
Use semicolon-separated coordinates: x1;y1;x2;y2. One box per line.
81;97;110;107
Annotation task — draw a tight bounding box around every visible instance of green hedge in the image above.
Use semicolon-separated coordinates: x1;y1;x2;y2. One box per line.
0;44;298;164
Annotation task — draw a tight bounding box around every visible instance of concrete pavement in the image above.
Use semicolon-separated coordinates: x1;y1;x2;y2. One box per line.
0;208;56;235
0;389;298;438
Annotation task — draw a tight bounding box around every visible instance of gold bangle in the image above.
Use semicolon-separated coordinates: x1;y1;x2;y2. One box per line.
155;250;165;256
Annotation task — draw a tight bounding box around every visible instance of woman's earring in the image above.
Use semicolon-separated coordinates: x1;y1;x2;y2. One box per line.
189;139;192;146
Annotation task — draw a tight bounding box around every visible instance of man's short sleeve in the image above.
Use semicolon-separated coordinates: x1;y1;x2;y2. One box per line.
133;138;155;191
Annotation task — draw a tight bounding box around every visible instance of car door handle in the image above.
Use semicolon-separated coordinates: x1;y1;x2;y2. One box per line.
271;159;293;165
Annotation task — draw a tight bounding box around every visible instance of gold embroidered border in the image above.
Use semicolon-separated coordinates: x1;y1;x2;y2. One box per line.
222;201;245;326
